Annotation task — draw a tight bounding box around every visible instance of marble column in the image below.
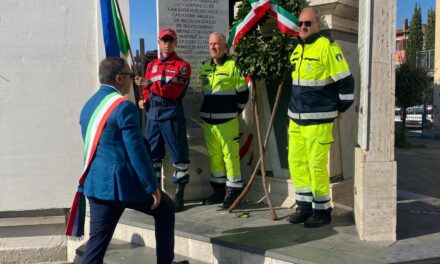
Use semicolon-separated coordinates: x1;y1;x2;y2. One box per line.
432;0;440;138
354;0;397;242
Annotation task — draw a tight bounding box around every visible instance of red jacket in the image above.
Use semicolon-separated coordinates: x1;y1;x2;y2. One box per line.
143;52;191;101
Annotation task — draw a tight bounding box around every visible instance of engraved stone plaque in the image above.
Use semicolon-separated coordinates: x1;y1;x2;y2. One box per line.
158;0;229;139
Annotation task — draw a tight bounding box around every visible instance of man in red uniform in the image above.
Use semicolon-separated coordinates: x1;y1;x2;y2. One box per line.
135;28;191;212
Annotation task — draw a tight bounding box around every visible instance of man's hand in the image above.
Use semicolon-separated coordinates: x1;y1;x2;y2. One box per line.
135;76;147;86
151;188;161;210
138;99;146;109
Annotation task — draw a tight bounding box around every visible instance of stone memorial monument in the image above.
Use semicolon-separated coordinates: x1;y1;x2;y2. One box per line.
157;0;231;199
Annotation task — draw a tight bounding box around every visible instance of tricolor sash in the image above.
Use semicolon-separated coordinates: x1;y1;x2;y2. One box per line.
65;92;127;237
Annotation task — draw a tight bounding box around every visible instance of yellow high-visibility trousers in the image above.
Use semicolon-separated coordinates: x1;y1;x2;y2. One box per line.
288;120;333;211
203;118;242;188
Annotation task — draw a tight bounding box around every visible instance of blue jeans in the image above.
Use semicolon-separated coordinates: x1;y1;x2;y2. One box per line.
82;193;175;264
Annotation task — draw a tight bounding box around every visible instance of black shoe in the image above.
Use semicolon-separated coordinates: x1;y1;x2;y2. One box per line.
203;185;226;205
287;208;312;224
174;184;185;212
174;195;184;212
304;214;331;228
222;188;242;208
204;193;225;205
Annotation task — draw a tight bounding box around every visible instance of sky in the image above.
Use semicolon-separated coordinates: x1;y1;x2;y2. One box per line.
396;0;436;28
129;0;157;54
129;0;436;53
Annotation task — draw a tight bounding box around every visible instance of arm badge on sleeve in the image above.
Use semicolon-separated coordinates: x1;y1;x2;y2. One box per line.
336;54;343;62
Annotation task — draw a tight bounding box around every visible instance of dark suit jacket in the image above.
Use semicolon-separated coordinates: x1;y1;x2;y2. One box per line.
80;85;158;202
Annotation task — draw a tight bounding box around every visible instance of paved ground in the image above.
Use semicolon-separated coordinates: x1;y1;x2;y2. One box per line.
115;135;440;263
78;136;440;264
395;136;440;245
75;239;205;264
396;136;440;199
34;262;72;264
118;193;440;263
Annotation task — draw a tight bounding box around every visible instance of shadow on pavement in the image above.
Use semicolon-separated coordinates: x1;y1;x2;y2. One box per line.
212;213;354;255
397;201;440;240
392;257;440;264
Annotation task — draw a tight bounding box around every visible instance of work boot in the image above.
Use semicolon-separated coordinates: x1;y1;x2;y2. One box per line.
304;210;331;228
174;183;185;212
222;188;243;209
203;183;226;205
287;208;312;224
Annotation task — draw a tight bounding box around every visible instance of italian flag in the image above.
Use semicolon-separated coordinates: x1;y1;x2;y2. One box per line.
100;0;129;57
228;0;299;47
269;2;299;36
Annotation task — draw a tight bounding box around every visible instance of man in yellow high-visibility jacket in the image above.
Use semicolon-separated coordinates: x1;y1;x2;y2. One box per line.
287;7;354;228
199;32;249;209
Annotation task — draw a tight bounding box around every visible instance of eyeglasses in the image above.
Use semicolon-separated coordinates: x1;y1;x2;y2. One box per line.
119;72;134;79
298;21;313;27
160;37;175;43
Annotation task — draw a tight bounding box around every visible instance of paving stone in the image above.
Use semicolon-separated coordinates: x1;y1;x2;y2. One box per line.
75;239;207;264
72;138;440;263
111;199;440;264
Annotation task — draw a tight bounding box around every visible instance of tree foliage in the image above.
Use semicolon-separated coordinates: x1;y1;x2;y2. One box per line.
424;8;435;50
395;62;427;110
405;4;423;66
395;63;427;143
231;0;308;82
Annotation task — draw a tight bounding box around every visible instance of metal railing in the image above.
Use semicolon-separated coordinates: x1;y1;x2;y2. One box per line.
416;49;434;76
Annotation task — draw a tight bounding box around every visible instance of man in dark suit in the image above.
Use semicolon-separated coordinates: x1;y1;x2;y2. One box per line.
80;57;175;264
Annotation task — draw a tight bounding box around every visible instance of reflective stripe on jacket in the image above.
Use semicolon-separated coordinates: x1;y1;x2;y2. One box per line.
199;55;249;125
289;33;354;125
144;52;191;120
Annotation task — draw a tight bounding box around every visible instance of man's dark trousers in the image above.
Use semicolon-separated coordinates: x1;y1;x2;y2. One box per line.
82;193;175;264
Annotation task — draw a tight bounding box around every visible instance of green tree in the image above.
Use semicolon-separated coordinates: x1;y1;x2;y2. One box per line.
424;8;435;50
228;1;308;214
396;63;426;107
232;0;308;82
395;63;428;145
405;4;423;66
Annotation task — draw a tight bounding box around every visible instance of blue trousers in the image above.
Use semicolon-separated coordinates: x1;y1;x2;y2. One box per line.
82;193;175;264
146;117;190;184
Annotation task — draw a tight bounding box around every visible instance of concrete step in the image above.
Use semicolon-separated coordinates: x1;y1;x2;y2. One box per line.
74;238;207;264
68;203;325;264
33;261;73;264
0;209;68;264
0;245;67;264
67;193;440;264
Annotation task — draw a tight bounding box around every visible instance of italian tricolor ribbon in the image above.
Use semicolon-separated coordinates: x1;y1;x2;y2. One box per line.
228;0;299;47
65;92;127;237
